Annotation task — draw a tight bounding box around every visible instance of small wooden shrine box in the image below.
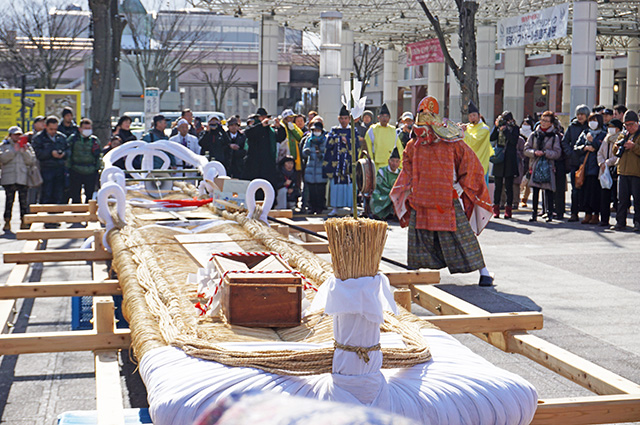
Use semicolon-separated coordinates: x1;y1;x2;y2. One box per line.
210;253;303;328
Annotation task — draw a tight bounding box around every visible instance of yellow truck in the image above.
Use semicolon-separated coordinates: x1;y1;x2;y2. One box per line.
0;89;82;133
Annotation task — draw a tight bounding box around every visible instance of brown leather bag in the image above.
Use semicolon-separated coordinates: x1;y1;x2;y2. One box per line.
575;151;590;189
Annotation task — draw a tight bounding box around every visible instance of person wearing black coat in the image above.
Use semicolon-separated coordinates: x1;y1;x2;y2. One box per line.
225;117;247;179
199;116;231;170
561;105;591;221
243;108;286;192
31;116;70;206
114;115;138;142
490;111;520;218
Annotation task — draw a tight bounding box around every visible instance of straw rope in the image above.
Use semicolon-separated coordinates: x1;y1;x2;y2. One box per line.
107;186;433;375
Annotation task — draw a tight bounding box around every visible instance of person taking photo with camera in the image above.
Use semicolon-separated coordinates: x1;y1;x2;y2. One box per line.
612;110;640;231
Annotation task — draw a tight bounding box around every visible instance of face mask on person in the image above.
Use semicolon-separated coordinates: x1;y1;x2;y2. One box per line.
589;121;599;130
521;124;531;132
287;122;295;130
608;127;617;135
82;129;92;137
209;123;219;130
313;131;322;137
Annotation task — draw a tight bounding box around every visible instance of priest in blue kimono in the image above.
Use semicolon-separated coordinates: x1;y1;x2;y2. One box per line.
322;106;360;217
371;147;401;220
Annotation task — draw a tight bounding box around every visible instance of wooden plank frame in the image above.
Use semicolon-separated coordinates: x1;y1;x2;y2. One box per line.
2;203;640;425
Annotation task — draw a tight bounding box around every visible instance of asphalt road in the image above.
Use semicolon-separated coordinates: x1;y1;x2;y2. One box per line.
1;189;639;424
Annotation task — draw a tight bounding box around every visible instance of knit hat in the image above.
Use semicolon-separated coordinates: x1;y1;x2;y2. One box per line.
177;118;189;127
623;110;639;123
608;119;623;130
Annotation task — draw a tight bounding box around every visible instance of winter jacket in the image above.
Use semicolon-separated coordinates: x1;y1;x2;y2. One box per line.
574;129;606;176
243;123;285;189
199;126;231;169
0;139;36;186
597;132;620;172
561;119;589;170
115;128;137;142
226;130;247;179
59;121;78;138
31;130;70;169
613;131;640;178
142;128;168;143
302;132;328;184
67;133;102;175
524;128;562;191
490;124;520;177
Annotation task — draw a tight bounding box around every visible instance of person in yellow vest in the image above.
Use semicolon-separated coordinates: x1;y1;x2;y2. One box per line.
277;109;304;172
365;103;401;170
462;101;493;183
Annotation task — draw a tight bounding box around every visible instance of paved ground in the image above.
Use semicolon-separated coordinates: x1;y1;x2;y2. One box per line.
1;188;639;424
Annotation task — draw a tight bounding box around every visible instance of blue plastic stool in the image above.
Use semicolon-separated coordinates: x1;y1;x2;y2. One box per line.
57;408;152;424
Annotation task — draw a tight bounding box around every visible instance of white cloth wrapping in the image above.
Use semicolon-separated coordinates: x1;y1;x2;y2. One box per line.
139;329;538;425
310;274;398;403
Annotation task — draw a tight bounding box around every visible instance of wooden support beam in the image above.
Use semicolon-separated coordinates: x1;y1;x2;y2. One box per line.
3;248;112;264
0;329;130;355
92;297;125;425
421;312;543;334
23;211;98;224
1;226;43;333
410;284;640;396
16;228;98;240
0;281;120;299
394;287;412;312
276;218;326;233
509;332;640;395
296;242;331;254
95;350;126;425
267;209;293;218
533;395;640;425
384;270;440;286
30;202;93;213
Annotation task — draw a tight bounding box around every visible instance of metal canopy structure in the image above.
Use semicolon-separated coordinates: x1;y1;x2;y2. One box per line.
191;0;640;53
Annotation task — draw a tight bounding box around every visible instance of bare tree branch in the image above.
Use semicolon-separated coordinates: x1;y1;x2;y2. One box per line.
416;0;479;118
0;0;88;88
197;61;242;111
416;0;461;82
353;43;383;96
121;1;216;98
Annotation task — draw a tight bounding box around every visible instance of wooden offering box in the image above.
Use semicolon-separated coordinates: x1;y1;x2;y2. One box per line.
210;253;302;328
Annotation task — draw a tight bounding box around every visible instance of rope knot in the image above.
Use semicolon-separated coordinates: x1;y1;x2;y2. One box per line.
333;340;381;363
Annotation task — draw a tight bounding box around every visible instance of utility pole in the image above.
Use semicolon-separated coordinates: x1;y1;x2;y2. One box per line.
20;75;26;131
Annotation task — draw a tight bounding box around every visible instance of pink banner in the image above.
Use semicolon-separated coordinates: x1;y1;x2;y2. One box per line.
406;38;444;66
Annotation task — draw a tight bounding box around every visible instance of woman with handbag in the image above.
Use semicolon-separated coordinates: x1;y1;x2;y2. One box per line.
524;111;562;222
490;111;520;218
574;113;607;224
596;119;622;226
0;127;36;231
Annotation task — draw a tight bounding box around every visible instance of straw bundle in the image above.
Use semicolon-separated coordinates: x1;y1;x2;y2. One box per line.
324;217;388;280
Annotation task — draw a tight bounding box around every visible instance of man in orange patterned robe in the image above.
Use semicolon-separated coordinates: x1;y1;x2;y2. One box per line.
390;96;494;286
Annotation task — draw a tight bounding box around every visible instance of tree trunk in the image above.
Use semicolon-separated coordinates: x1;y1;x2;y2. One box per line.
457;1;479;119
88;0;126;147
